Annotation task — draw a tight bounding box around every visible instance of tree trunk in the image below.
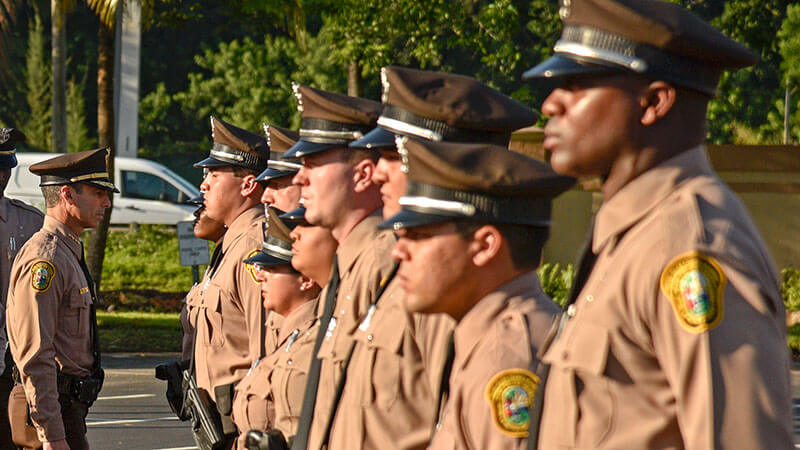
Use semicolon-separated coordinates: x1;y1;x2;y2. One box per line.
347;61;362;97
86;18;115;290
51;0;67;153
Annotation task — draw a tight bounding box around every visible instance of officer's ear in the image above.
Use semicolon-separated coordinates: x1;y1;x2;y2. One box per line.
468;225;503;268
351;157;377;193
239;173;260;198
639;81;676;126
61;185;76;206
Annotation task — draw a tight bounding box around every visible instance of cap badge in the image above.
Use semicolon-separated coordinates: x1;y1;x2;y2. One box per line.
380;67;390;103
660;251;726;333
559;0;571;20
30;260;56;293
485;368;539;437
210;116;216;139
292;82;304;113
263;123;273;147
396;136;409;173
0;128;9;144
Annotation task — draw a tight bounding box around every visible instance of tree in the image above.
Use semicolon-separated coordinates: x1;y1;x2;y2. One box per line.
24;12;51;150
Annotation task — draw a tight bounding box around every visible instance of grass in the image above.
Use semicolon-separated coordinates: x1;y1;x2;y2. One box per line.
97;311;182;353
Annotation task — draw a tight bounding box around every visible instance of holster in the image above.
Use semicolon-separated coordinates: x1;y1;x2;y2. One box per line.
244;430;290;450
155;360;190;420
56;369;105;407
213;382;238;435
181;368;225;450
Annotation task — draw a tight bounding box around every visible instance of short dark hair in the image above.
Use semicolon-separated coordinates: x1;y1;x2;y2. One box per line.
41;183;82;208
454;220;549;270
340;148;380;165
231;166;260;177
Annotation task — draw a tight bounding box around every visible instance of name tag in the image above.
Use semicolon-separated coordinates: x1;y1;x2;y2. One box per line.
79;287;90;294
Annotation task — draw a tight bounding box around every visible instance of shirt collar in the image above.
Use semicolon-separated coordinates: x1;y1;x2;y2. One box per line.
336;211;386;274
222;206;263;253
453;271;543;367
594;145;713;254
277;299;317;344
43;215;83;260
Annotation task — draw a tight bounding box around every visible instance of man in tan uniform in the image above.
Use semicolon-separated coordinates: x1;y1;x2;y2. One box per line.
282;84;396;450
192;116;270;447
383;138;574;449
0;128;44;449
523;0;793;448
7;148;117;450
317;67;539;449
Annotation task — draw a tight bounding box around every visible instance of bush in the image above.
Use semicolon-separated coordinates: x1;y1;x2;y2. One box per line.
537;263;575;307
781;267;800;313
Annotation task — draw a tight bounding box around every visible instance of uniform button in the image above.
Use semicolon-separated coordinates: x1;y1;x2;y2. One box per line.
567;304;576;317
586;294;594;302
340;309;345;315
346;296;351;300
562;351;569;360
367;334;373;341
331;351;336;358
287;359;292;365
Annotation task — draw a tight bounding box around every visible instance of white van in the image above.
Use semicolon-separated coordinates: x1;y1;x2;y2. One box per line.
7;153;201;225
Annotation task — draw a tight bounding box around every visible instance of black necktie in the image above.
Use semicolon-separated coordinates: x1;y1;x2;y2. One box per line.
528;217;597;450
78;247;101;372
291;255;340;450
433;332;455;434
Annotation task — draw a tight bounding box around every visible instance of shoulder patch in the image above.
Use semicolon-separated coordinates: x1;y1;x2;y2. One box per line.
485;368;539;438
244;249;260;284
30;260;55;293
660;251;726;333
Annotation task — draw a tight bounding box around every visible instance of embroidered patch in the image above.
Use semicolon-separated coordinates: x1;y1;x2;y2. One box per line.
244;249;260;284
485;368;539;437
660;251;726;333
30;260;55;293
79;286;89;294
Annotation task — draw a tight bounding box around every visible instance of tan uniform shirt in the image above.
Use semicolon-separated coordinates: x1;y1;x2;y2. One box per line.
328;276;455;449
194;207;267;401
428;271;558;450
181;281;202;361
0;197;43;372
539;146;792;449
6;216;93;442
232;299;316;449
307;213;397;449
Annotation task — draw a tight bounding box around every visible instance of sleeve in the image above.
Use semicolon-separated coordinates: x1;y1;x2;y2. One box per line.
649;250;792;449
235;240;266;364
7;256;66;442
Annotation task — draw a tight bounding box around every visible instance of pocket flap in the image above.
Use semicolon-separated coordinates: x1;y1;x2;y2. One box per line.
547;323;610;375
70;288;91;309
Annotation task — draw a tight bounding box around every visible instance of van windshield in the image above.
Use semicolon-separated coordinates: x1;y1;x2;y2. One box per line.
122;170;180;203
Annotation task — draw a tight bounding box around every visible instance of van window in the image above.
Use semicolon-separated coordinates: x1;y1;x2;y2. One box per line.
122;170;180;203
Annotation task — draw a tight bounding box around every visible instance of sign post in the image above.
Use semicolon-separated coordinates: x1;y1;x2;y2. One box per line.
177;221;209;284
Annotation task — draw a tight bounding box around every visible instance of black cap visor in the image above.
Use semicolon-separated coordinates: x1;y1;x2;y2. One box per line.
349;126;396;150
377;208;455;231
193;155;233;169
255;167;296;184
279;206;308;227
522;54;622;81
243;250;291;267
0;153;18;169
283;140;341;159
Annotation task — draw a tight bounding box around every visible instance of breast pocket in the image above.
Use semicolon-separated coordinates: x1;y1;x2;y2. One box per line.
59;289;90;338
200;285;225;347
274;332;314;420
350;312;405;409
545;322;614;447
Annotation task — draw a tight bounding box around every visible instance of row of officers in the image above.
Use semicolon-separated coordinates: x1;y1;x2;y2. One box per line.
0;0;793;448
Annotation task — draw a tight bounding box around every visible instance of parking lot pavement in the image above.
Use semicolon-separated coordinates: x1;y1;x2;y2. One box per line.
85;353;800;449
87;353;196;450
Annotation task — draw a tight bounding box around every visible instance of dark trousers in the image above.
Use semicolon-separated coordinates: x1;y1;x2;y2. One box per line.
0;371;18;450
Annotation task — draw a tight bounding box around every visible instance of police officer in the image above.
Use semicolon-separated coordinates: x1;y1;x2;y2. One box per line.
232;207;320;449
317;66;540;449
0;128;44;450
282;84;396;450
7;148;116;450
383;138;574;449
192;117;270;447
256;124;303;354
522;0;792;447
180;195;226;362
